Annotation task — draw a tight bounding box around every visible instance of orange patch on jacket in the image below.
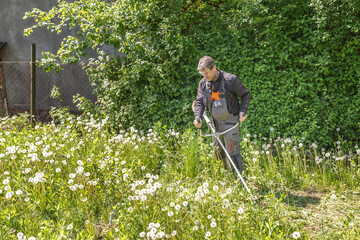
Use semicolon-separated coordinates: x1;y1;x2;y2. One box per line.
211;91;222;101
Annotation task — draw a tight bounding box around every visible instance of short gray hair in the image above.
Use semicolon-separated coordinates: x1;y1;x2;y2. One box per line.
197;56;215;71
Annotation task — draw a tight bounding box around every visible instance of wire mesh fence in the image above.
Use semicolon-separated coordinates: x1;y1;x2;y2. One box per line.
0;61;96;122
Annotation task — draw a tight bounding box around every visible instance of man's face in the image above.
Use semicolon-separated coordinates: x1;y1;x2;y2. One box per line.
199;65;217;81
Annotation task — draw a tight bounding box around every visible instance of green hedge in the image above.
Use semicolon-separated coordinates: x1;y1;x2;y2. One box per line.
25;0;360;148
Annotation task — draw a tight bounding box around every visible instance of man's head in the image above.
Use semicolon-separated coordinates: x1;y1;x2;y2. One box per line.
197;56;218;81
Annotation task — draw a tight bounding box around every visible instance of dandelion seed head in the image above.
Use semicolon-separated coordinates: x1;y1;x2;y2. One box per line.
66;224;73;230
292;231;301;239
238;207;244;214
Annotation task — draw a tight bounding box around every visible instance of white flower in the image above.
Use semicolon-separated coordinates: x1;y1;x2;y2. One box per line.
168;211;174;217
17;232;24;238
5;191;14;199
77;160;83;165
213;185;219;191
183;201;188;207
76;166;84;174
292;231;301;239
193;226;199;231
140;232;146;238
238;207;244;214
171;230;177;236
226;188;232;194
210;222;217;228
28;237;36;240
3;179;9;185
69;173;76;179
207;215;212;219
170;202;175;207
205;231;211;237
56;168;61;173
66;224;73;230
16;190;22;195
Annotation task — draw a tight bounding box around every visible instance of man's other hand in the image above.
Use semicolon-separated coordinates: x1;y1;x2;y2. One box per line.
239;112;248;123
193;117;202;128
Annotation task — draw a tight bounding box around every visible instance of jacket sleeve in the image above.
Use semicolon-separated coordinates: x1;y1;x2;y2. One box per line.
194;80;206;118
231;77;251;114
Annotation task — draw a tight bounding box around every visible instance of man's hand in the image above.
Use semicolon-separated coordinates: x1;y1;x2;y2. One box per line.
239;112;248;123
193;116;202;128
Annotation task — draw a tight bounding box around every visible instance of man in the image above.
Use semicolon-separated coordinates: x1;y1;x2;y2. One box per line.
193;56;251;178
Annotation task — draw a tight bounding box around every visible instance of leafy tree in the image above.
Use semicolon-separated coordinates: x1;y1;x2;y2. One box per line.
24;0;360;148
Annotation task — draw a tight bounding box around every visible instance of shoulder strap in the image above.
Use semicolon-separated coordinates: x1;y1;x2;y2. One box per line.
219;79;236;98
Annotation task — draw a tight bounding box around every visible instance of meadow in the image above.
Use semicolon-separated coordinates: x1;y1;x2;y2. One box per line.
0;114;359;239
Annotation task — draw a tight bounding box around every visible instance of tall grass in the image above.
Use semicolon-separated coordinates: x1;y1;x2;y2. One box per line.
0;114;359;239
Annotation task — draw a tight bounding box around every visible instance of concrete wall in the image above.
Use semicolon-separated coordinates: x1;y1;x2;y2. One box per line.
0;0;96;112
0;0;74;61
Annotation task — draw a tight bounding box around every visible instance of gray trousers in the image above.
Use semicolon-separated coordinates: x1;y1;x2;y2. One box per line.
212;115;244;175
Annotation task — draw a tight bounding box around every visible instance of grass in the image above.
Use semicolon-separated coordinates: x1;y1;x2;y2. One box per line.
0;113;359;239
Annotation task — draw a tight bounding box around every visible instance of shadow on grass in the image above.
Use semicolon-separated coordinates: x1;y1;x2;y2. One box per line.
256;187;322;208
284;193;321;208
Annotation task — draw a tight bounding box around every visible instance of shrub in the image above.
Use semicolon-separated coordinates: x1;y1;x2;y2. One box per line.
24;0;360;148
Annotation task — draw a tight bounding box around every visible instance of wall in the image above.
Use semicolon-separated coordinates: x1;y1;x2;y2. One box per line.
0;0;96;113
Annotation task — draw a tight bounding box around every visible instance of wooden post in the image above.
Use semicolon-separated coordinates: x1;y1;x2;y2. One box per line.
30;44;36;126
0;64;8;117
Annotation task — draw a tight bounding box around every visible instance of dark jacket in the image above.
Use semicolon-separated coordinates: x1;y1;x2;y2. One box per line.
194;69;251;118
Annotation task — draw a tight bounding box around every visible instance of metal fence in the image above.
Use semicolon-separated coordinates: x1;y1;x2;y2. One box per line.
0;61;96;122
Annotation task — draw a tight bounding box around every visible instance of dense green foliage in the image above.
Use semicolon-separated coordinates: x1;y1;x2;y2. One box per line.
24;0;360;148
